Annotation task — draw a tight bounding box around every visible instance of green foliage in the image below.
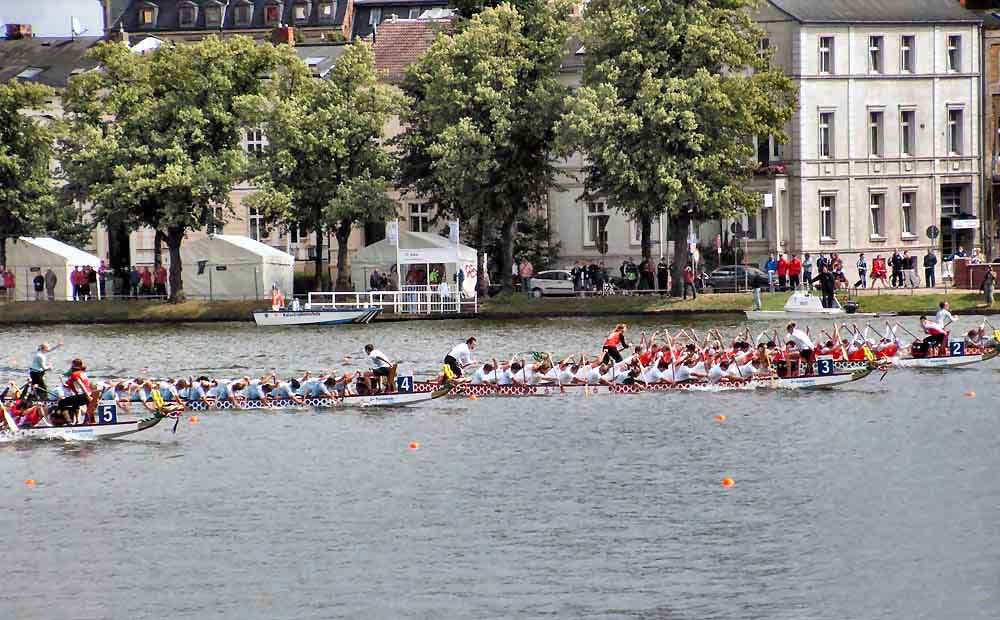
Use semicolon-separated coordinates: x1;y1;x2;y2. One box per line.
239;42;398;291
398;1;572;292
559;0;796;288
59;36;295;301
0;80;57;264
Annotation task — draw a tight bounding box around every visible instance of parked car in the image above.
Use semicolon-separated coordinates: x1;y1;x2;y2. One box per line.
528;270;576;298
706;266;769;292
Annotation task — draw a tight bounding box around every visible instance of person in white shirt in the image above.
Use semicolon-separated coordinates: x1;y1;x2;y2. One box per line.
785;322;816;376
440;337;477;382
470;363;497;385
935;301;955;328
364;344;398;393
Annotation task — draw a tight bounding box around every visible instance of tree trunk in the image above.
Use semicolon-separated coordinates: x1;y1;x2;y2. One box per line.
0;235;6;269
475;215;488;297
312;225;325;292
499;212;516;293
640;215;653;260
670;211;690;297
153;229;164;267
165;227;185;303
334;218;352;292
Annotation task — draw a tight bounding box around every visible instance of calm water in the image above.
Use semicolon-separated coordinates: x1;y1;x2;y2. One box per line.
1;317;998;619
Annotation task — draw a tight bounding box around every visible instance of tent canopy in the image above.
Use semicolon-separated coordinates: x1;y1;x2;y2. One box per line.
3;236;101;300
351;231;478;293
180;234;294;299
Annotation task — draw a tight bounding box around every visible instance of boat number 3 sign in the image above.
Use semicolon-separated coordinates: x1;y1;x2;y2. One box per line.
97;404;118;425
396;376;414;394
816;358;834;376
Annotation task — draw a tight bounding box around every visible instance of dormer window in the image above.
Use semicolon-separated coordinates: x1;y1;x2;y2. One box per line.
137;2;158;27
292;1;311;22
264;2;283;25
204;1;224;27
233;1;253;26
318;1;336;22
178;2;197;27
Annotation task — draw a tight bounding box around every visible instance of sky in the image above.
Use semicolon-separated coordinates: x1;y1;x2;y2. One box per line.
0;0;104;37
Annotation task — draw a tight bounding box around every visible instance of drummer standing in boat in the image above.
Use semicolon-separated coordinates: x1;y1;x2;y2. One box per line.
29;340;62;400
442;337;477;380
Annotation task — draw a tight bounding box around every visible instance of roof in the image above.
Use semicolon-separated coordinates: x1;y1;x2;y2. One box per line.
0;37;103;88
369;18;446;84
294;43;347;77
113;0;349;32
767;0;981;23
206;234;295;262
14;237;101;266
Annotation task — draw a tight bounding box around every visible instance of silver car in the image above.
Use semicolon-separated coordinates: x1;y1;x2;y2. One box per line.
528;270;576;298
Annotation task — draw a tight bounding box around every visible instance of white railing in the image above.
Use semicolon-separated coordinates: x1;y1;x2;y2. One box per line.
305;286;477;315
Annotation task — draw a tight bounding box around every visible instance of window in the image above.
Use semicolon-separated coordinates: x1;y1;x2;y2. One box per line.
947;35;961;72
243;127;267;155
900;109;915;156
819;36;833;74
629;217;660;246
901;191;915;236
408;7;422;18
204;3;223;27
265;3;282;24
941;186;962;215
318;1;336;20
757;37;770;61
819;194;835;239
869;193;885;238
584;202;607;246
234;2;253;25
409;203;431;232
286;222;305;243
868;110;883;157
901;35;915;72
771;135;781;160
249;207;268;241
755;134;769;165
178;3;197;27
139;6;156;26
818;111;834;158
369;8;382;26
760;206;770;240
948;107;963;155
868;36;883;73
293;2;309;21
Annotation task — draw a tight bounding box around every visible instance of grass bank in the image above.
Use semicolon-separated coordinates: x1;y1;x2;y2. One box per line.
0;289;993;326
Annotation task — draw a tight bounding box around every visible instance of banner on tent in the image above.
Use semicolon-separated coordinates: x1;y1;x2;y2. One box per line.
387;220;399;246
448;220;459;245
398;248;459;264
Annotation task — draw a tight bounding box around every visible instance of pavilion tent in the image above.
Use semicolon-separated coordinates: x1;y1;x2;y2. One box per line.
2;237;101;301
350;230;478;294
179;234;293;300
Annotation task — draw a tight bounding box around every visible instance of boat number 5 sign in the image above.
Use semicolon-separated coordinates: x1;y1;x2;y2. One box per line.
396;376;414;394
97;404;117;425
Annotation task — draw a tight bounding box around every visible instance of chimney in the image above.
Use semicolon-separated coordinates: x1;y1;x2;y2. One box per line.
271;25;295;46
5;24;34;40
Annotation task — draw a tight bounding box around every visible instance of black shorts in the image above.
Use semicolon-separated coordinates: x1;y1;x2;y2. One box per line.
443;355;463;377
799;349;814;361
373;366;391;378
57;393;89;412
924;333;945;347
602;346;623;364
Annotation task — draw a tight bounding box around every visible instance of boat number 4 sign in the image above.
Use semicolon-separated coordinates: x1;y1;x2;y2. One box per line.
396;376;414;394
97;404;118;425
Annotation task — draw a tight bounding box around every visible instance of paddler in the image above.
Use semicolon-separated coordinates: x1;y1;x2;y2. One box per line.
55;358;92;425
439;337;477;383
785;322;816;376
919;315;947;356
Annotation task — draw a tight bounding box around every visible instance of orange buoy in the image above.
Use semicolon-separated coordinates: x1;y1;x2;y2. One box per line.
25;479;36;487
714;414;727;423
721;477;735;488
468;395;478;401
965;390;976;397
189;416;199;424
409;441;420;450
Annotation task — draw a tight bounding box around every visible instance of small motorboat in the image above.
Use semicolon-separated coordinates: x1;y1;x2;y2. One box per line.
745;291;895;321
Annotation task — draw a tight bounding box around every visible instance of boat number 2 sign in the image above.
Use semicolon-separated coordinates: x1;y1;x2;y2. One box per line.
396;376;414;394
949;341;965;357
97;404;118;425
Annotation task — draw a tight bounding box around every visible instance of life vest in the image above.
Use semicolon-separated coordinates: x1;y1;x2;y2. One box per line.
604;332;622;348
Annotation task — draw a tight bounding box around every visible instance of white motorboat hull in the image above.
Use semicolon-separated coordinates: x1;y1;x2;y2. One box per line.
252;308;381;326
745;310;895;320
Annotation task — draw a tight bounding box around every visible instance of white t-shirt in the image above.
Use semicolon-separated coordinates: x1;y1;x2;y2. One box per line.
587;366;603;384
448;343;474;366
558;368;576;384
471;367;494;385
674;364;692;382
935;308;954;325
707;364;725;383
496;368;514;385
726;364;744;380
368;349;391;369
786;328;814;351
573;365;590;383
642;366;662;383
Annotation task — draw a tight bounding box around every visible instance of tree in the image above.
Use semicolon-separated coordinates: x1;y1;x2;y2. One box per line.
59;36;294;301
559;0;796;294
239;42;398;291
397;1;571;293
0;80;56;266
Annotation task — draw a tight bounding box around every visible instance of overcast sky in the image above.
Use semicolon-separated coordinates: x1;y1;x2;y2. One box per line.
0;0;104;37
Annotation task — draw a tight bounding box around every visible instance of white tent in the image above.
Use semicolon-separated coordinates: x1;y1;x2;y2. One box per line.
3;237;101;301
180;234;293;300
351;230;478;295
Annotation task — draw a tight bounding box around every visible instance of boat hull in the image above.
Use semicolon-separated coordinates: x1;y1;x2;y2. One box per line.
823;348;997;371
252;308;381;326
1;414;164;441
180;386;450;411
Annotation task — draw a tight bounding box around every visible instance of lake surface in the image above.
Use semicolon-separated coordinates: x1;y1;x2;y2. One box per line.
1;317;998;619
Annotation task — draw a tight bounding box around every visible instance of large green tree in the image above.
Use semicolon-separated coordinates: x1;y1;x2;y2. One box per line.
559;0;796;293
0;80;56;266
239;42;398;291
397;0;571;293
59;36;294;301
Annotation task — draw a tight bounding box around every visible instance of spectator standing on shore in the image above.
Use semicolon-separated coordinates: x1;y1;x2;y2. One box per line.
519;257;533;295
86;265;98;299
140;267;153;296
640;257;655;290
44;268;56;300
657;257;669;292
890;250;903;287
80;266;93;300
571;261;584;291
154;264;167;298
923;250;937;288
98;260;108;296
854;254;867;289
901;251;916;289
811;266;836;308
682;263;697;300
32;271;44;301
982;267;995;306
871;255;888;288
0;267;7;302
777;253;788;290
788;254;802;289
3;268;15;301
764;253;777;290
620;258;638;290
129;266;140;298
802;253;814;289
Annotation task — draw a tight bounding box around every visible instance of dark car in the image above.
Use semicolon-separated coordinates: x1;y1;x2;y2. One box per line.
707;266;769;292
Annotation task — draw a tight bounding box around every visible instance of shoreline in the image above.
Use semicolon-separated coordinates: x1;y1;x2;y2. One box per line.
0;290;996;326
